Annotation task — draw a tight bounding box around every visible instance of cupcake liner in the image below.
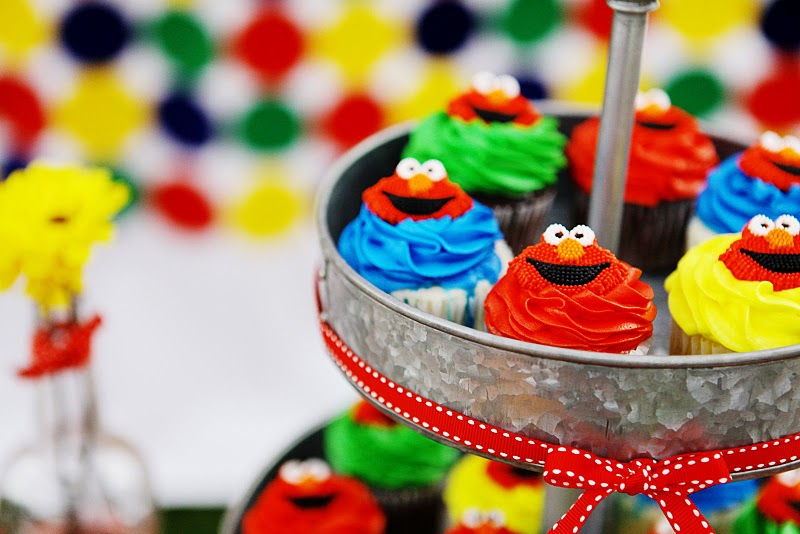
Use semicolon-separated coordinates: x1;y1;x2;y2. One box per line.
669;320;732;355
392;287;469;326
573;190;694;271
370;482;447;534
685;215;721;251
473;187;557;255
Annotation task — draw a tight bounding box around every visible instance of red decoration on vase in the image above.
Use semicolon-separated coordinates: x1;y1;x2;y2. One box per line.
0;76;46;149
322;94;384;149
151;181;214;230
746;57;800;131
233;9;304;83
20;315;102;378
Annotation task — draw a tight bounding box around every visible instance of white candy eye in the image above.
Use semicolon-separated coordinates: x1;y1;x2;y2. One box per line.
786;135;800;155
421;159;447;182
498;74;520;99
486;509;506;527
570;225;596;247
279;460;305;484
775;214;800;236
472;71;496;95
543;224;569;246
396;158;421;179
760;131;786;153
635;88;670;111
461;509;482;528
747;214;775;236
777;469;800;488
305;459;332;481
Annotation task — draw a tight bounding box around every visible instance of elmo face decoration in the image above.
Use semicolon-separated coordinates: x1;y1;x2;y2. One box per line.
362;158;473;225
719;214;800;291
242;459;385;534
511;224;629;294
633;89;693;132
446;509;517;534
447;72;540;126
756;469;800;525
485;462;542;491
739;131;800;191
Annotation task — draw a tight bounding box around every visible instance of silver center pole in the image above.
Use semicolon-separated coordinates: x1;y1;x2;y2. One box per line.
587;0;659;253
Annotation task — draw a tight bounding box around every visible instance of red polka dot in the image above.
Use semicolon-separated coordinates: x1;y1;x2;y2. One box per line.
322;94;384;148
151;181;213;230
576;0;613;40
233;9;303;82
0;76;46;149
746;57;800;130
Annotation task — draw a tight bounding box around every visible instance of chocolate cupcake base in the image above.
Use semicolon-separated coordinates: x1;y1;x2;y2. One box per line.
473;187;556;255
573;190;693;271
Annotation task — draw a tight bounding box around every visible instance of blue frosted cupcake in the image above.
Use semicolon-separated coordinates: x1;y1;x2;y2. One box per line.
688;131;800;249
338;157;511;328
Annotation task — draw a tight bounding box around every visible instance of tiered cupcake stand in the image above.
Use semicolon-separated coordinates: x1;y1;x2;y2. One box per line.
225;2;800;533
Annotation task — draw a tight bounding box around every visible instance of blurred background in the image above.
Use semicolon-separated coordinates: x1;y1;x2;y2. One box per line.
0;0;798;530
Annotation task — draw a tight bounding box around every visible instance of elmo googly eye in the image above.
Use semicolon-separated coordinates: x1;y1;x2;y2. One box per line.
396;158;421;180
543;224;569;246
305;459;332;481
421;159;447;182
498;75;520;99
278;460;305;484
570;225;596;247
472;71;496;95
775;215;800;236
747;214;775;237
461;509;482;528
760;131;786;153
486;509;506;527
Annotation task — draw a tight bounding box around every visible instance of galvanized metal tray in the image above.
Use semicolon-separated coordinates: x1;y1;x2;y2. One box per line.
316;103;800;479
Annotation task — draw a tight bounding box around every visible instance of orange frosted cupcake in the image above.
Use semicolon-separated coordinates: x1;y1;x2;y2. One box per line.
567;89;719;270
484;223;656;353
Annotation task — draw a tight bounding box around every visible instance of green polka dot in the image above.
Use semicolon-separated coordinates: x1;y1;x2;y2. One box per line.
500;0;562;44
151;11;214;75
111;168;139;216
239;100;301;151
665;69;726;118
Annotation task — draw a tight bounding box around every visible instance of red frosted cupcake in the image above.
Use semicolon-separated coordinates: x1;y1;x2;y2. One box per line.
484;223;656;353
567;89;719;270
242;459;385;534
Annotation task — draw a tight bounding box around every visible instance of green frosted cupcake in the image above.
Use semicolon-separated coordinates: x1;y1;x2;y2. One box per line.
734;470;800;534
403;72;567;253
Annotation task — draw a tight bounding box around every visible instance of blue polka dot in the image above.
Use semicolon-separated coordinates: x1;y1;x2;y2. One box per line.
158;92;213;147
416;1;476;55
516;74;548;101
60;2;130;63
761;0;800;51
2;157;28;180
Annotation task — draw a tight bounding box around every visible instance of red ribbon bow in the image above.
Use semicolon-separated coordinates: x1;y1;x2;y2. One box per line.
543;447;731;534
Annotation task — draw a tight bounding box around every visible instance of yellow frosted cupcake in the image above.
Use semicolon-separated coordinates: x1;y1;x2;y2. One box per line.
665;214;800;354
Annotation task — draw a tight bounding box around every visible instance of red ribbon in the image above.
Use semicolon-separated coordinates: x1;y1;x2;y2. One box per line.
19;315;102;378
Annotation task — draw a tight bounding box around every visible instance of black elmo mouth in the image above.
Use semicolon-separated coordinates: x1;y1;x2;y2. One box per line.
510;467;540;479
527;258;611;286
383;192;454;216
637;120;676;130
471;105;518;124
741;249;800;274
789;500;800;515
289;494;336;509
772;161;800;177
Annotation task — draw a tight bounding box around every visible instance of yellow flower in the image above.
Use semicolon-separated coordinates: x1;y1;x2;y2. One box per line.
0;162;129;310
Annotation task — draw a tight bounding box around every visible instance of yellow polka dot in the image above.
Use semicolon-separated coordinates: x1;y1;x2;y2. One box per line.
311;4;406;87
387;62;462;123
0;0;52;65
231;178;305;237
658;0;757;42
54;69;150;160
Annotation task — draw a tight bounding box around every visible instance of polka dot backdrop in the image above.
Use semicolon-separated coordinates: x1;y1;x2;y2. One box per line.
0;0;799;238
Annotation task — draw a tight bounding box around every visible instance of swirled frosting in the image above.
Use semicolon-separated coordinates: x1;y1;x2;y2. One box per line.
734;501;800;534
402;112;567;197
338;203;504;293
665;235;800;352
567;114;718;207
696;153;800;234
324;407;460;489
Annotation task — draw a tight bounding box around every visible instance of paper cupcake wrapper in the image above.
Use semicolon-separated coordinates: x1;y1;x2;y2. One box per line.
370;481;448;534
392;287;470;326
573;191;694;271
473;188;557;255
685;215;722;251
669;320;732;355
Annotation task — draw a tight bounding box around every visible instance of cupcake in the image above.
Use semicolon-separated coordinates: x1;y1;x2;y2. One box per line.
688;131;800;250
445;509;519;534
568;88;719;270
324;401;461;532
666;213;800;355
402;71;567;253
734;469;800;534
484;223;656;354
242;458;385;534
338;157;512;328
443;455;544;534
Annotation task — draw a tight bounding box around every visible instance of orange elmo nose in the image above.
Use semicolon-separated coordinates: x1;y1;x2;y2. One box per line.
556;238;585;261
486;88;508;106
407;173;433;194
766;228;794;249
